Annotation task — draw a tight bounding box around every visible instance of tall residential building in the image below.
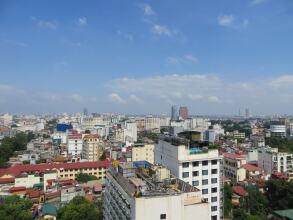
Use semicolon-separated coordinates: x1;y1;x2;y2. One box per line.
171;105;179;121
270;124;286;138
124;121;137;143
179;106;188;120
131;143;155;164
82;134;102;161
245;108;250;118
258;147;293;174
144;115;160;132
155;137;223;220
67;133;83;157
104;161;210;220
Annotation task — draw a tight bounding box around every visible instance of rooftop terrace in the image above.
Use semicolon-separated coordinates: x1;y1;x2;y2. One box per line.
108;161;199;198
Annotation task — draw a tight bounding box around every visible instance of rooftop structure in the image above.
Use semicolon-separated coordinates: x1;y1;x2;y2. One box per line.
104;161;210;220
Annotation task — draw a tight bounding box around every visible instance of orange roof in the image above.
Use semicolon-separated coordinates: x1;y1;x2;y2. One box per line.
83;134;99;139
224;153;246;160
243;164;261;172
233;186;247;197
9;186;26;193
0;177;14;184
0;160;110;177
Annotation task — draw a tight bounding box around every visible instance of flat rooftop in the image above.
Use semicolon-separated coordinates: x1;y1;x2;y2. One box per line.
108;161;199;198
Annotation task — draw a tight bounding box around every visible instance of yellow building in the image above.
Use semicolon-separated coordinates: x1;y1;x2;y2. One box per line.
132;143;154;164
82;134;103;161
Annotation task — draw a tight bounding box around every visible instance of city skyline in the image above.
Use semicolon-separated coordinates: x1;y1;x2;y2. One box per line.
1;0;293;114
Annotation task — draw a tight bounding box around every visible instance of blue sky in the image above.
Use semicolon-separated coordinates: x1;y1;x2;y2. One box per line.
1;0;293;115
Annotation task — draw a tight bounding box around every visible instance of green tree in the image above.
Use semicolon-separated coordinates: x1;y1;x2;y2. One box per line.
0;195;33;220
224;183;233;218
233;208;248;220
99;152;106;160
266;179;293;210
75;173;98;183
244;187;268;216
58;196;102;220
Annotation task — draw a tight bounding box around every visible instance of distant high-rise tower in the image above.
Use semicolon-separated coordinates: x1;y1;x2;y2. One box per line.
245;108;250;118
179;106;188;120
83;107;88;116
171;105;178;121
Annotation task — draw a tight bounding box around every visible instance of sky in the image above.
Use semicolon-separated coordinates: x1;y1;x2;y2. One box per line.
1;0;293;115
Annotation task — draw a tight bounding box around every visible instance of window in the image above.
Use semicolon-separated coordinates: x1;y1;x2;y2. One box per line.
211;206;217;211
211;197;217;202
182;172;189;178
212;169;218;174
202;189;208;194
202;179;208;185
202;170;208;175
160;214;166;219
202;160;208;166
192;161;199;167
212;160;217;165
182;162;189;168
192;181;199;186
211;178;217;184
192;171;199;177
211;215;217;220
212;188;217;193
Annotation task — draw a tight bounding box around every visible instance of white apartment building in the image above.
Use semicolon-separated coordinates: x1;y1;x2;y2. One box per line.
223;153;247;183
144;116;160;132
270;125;286;138
131;143;154;164
67;133;83;157
155;138;222;220
82;134;102;161
104;162;210;220
15;173;40;188
124;121;137;143
258;147;293;174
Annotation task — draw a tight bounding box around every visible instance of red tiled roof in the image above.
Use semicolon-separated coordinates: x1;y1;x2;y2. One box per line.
272;172;288;180
223;153;246;160
83;134;99;139
45;191;61;199
243;164;261;172
26;189;42;198
9;186;26;193
233;186;247;197
68;133;82;139
0;177;15;184
0;160;110;177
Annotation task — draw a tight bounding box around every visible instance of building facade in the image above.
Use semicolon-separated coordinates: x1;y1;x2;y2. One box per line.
104;161;210;220
155;138;222;220
82;134;102;161
131;143;154;164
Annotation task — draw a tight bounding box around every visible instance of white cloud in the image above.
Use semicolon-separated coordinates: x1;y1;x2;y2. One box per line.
167;54;198;65
218;15;235;27
129;94;144;104
108;93;127;104
107;74;293;114
152;24;176;37
31;17;57;29
218;15;248;29
207;96;221;103
3;40;28;48
139;3;155;16
184;55;198;63
78;17;87;26
251;0;267;5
